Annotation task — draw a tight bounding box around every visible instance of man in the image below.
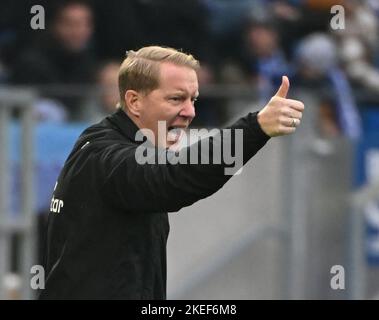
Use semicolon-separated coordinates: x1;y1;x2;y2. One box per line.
12;0;96;119
39;46;304;299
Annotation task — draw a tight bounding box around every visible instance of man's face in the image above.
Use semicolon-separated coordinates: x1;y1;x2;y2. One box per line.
98;62;120;112
137;62;199;149
54;4;93;52
247;26;277;58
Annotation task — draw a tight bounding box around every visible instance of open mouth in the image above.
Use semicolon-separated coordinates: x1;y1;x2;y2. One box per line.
167;126;184;144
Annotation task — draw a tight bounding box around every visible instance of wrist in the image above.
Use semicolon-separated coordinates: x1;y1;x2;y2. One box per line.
251;111;271;140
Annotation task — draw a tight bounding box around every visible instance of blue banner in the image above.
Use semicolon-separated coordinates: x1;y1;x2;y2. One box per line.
9;122;89;215
355;108;379;265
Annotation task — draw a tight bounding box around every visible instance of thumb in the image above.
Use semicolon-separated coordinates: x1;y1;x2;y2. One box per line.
274;75;290;98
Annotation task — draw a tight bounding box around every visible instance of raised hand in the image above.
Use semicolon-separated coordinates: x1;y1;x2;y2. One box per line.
257;76;304;137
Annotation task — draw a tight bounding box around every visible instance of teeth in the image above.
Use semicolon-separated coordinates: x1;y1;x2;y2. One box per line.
169;127;181;134
167;127;182;142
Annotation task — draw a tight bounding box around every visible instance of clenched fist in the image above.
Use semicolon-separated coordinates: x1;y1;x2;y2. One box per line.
257;76;304;137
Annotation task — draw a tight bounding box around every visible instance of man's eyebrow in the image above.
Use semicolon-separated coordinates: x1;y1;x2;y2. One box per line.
170;89;187;94
169;89;199;97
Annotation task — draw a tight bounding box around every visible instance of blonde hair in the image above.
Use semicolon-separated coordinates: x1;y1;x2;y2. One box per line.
118;46;200;108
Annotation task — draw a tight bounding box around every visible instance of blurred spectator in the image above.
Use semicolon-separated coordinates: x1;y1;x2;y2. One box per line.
341;0;378;50
269;0;304;58
11;0;97;120
32;98;68;123
269;0;331;58
293;33;361;139
224;19;290;104
97;61;120;115
87;60;120;122
201;0;266;69
333;0;379;93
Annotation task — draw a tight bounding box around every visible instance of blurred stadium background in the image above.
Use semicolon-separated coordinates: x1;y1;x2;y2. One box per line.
1;0;379;299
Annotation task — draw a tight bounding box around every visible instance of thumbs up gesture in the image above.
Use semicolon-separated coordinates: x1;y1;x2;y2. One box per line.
257;76;304;137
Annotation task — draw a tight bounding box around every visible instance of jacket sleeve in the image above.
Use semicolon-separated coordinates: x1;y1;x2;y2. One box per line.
98;112;270;213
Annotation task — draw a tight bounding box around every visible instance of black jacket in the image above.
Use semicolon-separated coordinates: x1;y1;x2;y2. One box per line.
39;108;270;299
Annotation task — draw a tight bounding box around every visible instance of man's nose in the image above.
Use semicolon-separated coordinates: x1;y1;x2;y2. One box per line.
179;100;196;119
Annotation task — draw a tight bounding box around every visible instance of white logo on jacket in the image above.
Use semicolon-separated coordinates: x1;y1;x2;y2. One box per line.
50;181;64;213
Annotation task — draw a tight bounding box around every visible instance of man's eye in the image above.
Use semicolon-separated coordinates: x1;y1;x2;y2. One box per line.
170;97;181;102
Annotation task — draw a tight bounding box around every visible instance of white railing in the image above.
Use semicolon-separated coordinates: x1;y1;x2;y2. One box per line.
0;88;36;299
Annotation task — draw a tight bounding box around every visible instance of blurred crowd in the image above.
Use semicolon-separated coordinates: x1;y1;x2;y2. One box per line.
1;0;379;138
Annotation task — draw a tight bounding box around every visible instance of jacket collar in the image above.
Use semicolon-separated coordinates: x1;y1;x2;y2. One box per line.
107;108;141;143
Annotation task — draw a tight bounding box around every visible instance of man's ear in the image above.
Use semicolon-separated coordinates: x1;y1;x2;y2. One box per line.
125;90;141;117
